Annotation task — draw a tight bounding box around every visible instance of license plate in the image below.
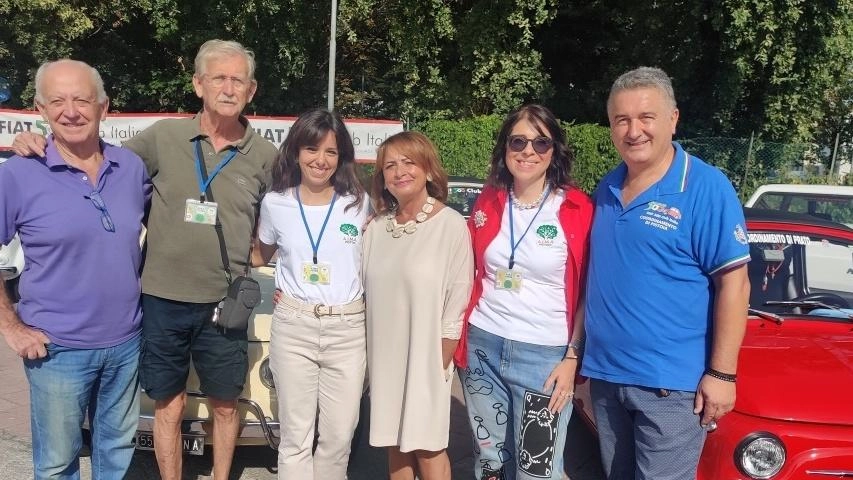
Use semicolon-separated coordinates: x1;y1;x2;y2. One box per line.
135;432;205;456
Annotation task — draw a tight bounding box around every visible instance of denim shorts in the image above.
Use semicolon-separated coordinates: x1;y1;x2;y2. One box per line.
140;294;248;401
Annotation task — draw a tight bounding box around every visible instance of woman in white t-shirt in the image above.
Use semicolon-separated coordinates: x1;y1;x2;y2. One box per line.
454;104;594;480
251;109;369;480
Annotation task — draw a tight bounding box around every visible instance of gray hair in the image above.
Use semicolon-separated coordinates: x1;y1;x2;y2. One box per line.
194;39;256;81
608;66;677;111
34;59;107;104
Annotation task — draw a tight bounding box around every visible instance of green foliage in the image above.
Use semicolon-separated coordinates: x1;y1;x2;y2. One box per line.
416;115;503;179
338;0;559;122
718;0;853;142
565;123;620;193
417;116;619;194
0;0;850;158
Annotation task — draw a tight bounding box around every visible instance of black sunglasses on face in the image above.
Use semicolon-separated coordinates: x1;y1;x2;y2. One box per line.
507;135;554;154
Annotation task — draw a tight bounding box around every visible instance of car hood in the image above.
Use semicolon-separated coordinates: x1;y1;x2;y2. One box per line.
735;320;853;426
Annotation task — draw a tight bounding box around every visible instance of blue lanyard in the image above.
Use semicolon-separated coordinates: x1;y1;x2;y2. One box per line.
508;186;550;269
193;139;238;201
295;187;338;264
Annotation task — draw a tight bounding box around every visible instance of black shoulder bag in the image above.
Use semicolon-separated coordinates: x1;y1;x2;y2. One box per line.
197;142;261;331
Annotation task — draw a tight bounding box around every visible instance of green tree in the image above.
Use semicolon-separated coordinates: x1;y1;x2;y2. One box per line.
338;0;559;122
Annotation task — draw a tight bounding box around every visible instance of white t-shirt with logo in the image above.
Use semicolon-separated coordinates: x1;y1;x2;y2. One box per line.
469;191;570;345
258;189;370;305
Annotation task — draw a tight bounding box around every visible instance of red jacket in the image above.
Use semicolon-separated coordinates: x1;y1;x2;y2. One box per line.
453;184;594;368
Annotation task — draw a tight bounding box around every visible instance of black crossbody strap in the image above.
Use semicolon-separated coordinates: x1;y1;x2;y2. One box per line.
196;140;252;285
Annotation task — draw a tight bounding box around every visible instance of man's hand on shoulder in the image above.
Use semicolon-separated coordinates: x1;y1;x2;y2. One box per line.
693;374;736;427
11;132;48;158
1;321;50;359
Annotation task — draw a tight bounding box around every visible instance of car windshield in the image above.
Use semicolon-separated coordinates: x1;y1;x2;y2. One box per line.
751;192;853;227
747;228;853;318
447;183;482;219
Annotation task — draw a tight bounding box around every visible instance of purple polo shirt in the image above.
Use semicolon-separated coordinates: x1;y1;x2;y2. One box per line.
0;136;152;348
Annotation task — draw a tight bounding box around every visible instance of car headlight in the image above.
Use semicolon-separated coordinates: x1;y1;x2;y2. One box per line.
259;356;275;390
735;433;786;479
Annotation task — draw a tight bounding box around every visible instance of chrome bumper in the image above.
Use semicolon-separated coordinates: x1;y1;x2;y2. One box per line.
136;391;280;450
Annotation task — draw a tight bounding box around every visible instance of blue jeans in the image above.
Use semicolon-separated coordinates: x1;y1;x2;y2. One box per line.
24;334;140;480
590;379;706;480
460;325;572;480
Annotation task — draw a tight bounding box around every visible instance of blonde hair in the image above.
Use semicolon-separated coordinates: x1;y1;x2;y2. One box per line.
194;39;256;80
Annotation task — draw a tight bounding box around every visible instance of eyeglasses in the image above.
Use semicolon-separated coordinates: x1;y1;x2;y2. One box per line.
205;74;249;91
507;135;554;154
87;191;115;232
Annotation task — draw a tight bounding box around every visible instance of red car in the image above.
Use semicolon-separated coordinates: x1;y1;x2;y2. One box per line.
574;208;853;479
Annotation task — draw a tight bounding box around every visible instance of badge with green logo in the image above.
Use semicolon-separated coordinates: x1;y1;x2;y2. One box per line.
536;224;557;239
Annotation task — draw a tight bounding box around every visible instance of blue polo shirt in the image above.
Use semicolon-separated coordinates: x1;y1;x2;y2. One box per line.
0;136;152;348
581;142;750;391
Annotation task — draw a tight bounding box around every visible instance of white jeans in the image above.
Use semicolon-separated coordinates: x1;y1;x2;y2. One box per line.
270;296;366;480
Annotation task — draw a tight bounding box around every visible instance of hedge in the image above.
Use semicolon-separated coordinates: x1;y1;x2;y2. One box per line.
414;116;848;197
416;116;621;193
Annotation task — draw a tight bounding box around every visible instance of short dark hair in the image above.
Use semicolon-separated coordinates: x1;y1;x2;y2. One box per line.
487;104;574;190
607;66;677;113
271;109;364;211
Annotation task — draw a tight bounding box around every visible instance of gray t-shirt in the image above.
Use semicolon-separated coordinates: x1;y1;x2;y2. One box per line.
125;114;277;302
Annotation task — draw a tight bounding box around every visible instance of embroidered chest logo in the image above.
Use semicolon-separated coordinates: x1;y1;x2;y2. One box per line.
640;201;682;232
340;223;359;244
536;224;557;246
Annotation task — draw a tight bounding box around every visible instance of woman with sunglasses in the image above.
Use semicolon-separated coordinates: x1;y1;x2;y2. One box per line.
251;109;369;480
454;104;593;480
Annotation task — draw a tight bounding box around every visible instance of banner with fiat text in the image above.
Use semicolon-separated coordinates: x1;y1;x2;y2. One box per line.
0;109;403;162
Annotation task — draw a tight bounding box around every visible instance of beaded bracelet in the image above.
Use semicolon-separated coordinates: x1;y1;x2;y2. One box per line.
705;368;737;383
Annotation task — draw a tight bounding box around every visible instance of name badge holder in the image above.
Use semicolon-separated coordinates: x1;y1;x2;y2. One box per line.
185;140;237;225
495;186;550;292
296;187;338;285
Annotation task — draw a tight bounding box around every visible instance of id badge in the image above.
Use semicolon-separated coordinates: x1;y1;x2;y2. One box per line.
185;199;218;225
302;262;331;285
495;268;523;291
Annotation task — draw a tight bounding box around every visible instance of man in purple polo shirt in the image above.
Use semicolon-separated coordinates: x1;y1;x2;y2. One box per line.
0;59;151;479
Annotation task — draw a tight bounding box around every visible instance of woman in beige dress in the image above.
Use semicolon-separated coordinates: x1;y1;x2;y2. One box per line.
362;131;474;480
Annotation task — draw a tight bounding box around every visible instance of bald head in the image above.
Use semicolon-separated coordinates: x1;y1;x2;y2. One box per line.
34;59;107;105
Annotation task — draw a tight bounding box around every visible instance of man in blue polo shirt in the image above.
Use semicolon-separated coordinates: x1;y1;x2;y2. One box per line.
581;67;751;479
0;59;151;479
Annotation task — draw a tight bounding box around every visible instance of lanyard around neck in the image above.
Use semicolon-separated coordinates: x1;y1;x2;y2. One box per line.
507;186;550;269
295;187;338;264
193;139;238;202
